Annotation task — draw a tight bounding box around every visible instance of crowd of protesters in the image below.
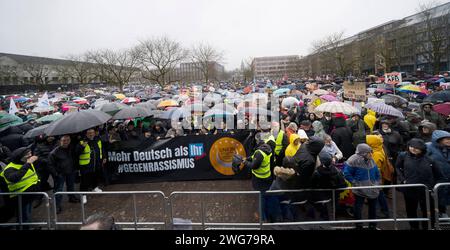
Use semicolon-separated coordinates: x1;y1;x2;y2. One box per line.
0;79;450;230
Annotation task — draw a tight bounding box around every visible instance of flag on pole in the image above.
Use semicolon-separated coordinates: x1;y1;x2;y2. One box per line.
37;92;50;107
9;98;19;115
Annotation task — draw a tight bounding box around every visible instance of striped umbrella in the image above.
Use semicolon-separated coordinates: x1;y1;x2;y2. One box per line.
315;101;359;115
365;102;404;118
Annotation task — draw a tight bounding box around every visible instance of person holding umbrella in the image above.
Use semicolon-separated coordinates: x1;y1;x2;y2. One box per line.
75;128;106;204
420;103;446;130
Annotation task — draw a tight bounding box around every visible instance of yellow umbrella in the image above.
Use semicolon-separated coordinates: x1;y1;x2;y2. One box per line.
114;94;126;100
157;100;179;108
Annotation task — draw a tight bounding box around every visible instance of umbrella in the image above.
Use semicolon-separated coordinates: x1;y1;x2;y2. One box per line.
433;103;450;116
32;106;55;113
203;93;222;105
281;97;300;109
94;102;128;115
273;88;291;96
424;90;450;104
204;109;235;119
157;100;179;108
380;94;408;107
313;89;329;96
397;85;429;95
14;97;30;103
24;124;50;139
121;97;140;104
73;98;89;105
238;107;275;117
315;101;359;115
182;103;209;113
0;113;23;131
364;102;404;118
320;95;338;102
210;103;238;114
36;113;64;124
44;110;112;136
135;101;157;110
112;106;154;120
154;109;177;119
104;95;117;101
114;94;126;100
150;93;162;100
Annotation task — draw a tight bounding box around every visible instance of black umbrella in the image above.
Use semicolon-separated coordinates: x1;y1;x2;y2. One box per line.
112;107;155;120
95;102;128;115
44;110;111;136
24;124;50;139
150;94;162;100
135;101;157;110
104;95;117;101
154;109;177;120
423;90;450;104
380;94;408;107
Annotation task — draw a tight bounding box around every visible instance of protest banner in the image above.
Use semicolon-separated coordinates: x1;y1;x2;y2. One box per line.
106;132;254;183
343;81;366;102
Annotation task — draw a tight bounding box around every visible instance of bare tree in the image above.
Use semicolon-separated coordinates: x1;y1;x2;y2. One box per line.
21;63;52;89
87;48;140;91
241;58;254;82
417;1;449;74
60;53;97;85
136;36;188;87
190;43;224;83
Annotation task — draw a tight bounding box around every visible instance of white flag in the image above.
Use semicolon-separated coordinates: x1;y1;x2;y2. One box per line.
9;98;19;115
37;92;50;107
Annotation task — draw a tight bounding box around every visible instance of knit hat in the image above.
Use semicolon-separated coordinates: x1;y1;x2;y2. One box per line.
319;151;333;167
356;143;373;156
408;138;427;151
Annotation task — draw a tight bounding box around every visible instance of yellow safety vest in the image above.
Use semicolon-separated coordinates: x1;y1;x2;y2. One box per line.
251;150;272;179
264;135;275;144
274;131;285;156
0;162;40;197
79;140;103;166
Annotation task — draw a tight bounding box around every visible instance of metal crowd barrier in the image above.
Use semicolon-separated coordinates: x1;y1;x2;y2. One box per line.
265;184;431;230
52;191;167;230
0;192;51;230
433;183;450;230
168;191;262;230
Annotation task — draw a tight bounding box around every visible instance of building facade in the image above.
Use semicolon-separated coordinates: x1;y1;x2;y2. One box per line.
252;55;300;80
299;2;450;77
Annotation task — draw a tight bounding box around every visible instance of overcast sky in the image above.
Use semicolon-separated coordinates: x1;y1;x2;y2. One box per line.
0;0;442;69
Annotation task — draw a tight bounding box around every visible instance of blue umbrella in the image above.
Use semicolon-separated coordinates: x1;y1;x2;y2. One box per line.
273;88;291;96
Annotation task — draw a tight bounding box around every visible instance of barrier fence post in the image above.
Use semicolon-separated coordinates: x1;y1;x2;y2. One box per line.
80;193;86;224
392;186;397;230
433;185;441;230
201;195;206;230
53;193;58;230
425;187;431;230
332;190;336;221
18;194;23;230
132;194;138;230
165;196;172;230
45;194;51;230
258;192;263;230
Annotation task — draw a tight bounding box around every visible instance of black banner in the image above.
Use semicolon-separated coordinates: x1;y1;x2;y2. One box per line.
106;132;255;184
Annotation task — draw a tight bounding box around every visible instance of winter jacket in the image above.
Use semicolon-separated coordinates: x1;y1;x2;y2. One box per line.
311;164;347;201
244;143;273;172
34;141;57;167
74;138;105;173
1;149;40;193
346;118;369;148
420;107;446;130
0;133;27;152
0;143;11;163
366;135;391;181
396;148;444;197
312;121;327;140
364;110;377;133
343;154;381;199
331;117;355;160
285;134;301;157
426;130;450;205
320;117;333;135
292;137;325;190
48;145;76;176
379;128;403;161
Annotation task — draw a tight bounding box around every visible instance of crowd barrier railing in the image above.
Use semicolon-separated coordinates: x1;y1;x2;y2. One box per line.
432;183;450;230
0;192;51;230
52;191;167;230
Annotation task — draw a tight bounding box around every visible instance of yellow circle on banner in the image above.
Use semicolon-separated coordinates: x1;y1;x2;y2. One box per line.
209;137;247;176
313;98;322;107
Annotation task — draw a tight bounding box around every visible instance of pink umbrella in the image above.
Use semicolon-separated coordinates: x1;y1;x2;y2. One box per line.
121;97;140;104
320;94;338;102
73;99;89;105
433;103;450;116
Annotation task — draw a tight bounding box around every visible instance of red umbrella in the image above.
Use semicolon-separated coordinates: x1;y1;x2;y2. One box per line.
433;103;450;116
